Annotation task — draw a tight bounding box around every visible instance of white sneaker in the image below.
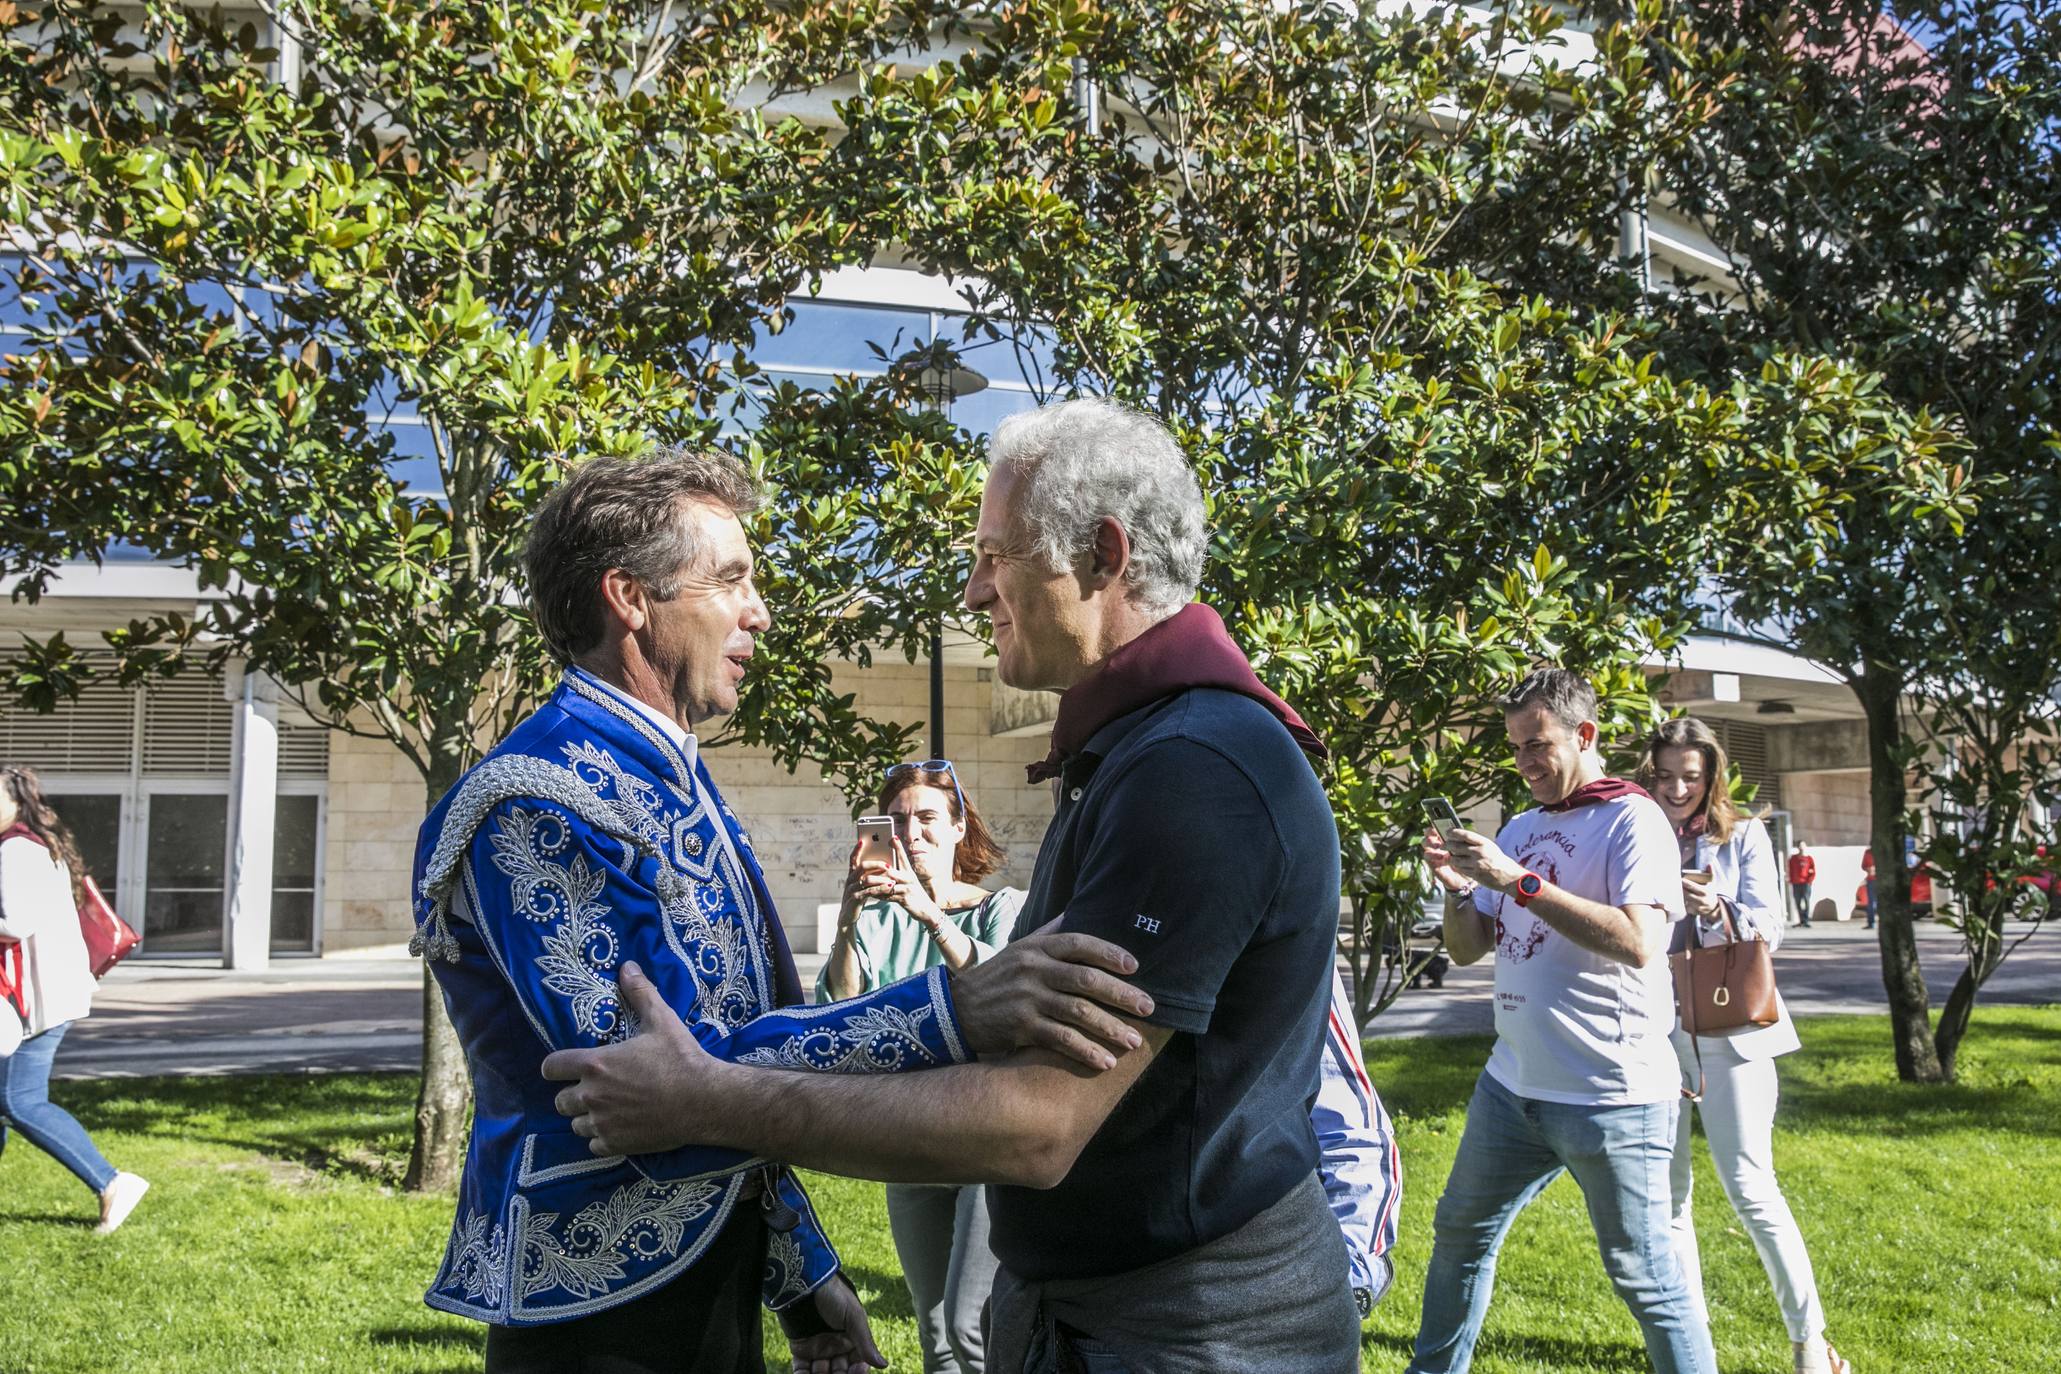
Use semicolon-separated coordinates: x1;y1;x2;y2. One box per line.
95;1172;149;1235
1795;1339;1852;1374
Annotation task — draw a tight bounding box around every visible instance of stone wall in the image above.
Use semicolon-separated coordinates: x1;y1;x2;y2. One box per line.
1774;769;1871;921
316;660;1056;955
321;729;427;952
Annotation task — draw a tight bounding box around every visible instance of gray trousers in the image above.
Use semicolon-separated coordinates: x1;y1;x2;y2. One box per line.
886;1182;999;1374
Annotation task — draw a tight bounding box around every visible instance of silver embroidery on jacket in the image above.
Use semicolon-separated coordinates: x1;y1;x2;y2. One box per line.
515;1178;722;1302
736;1003;945;1074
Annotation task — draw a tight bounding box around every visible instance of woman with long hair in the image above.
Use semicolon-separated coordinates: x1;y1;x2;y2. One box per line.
818;760;1020;1374
0;764;148;1233
1637;720;1847;1374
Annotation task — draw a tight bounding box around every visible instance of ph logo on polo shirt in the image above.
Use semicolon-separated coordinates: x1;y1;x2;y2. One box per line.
1134;914;1162;935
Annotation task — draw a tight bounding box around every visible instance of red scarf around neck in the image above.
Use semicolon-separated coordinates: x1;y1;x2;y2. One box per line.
1026;603;1327;783
1540;777;1653;813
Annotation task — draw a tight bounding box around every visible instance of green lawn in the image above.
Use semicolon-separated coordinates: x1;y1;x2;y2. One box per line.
1;1010;2055;1373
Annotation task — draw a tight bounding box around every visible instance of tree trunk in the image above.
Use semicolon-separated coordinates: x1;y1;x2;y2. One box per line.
405;758;473;1193
1856;666;1944;1082
1933;896;2009;1081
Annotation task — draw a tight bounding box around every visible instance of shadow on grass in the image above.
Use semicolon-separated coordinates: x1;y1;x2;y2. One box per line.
1362;1326;1653;1370
48;1072;422;1186
843;1264;918;1323
367;1325;486;1351
1365;1014;2061;1140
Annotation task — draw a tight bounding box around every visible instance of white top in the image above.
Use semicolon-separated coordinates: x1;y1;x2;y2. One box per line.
0;833;96;1034
1675;816;1801;1060
1476;794;1686;1106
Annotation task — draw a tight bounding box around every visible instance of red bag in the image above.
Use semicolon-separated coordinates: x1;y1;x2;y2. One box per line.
77;874;140;978
0;939;25;1022
1;822;140;978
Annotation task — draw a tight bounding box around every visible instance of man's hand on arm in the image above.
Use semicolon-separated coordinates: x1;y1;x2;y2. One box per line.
1442;829;1664;967
545;962;1172;1186
949;916;1156;1070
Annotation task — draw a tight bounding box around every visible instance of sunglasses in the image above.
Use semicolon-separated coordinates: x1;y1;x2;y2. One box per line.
887;758;966;814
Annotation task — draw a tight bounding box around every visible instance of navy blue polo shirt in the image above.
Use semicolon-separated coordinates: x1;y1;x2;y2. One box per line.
986;688;1341;1281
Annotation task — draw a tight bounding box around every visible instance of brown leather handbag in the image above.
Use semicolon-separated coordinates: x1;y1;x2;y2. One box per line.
1670;905;1779;1099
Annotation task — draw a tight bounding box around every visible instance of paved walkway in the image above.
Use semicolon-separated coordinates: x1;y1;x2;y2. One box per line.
1361;916;2058;1039
50;920;2055;1079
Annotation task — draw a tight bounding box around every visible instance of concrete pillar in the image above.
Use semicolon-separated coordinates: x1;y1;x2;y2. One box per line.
225;670;279;970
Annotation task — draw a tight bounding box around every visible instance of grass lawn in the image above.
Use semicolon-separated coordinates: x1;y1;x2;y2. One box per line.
1;1009;2056;1373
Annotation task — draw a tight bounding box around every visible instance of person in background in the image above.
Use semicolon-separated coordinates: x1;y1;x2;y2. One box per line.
818;760;1023;1374
1315;967;1403;1321
1639;719;1850;1374
1411;668;1712;1374
0;764;149;1235
1860;848;1877;930
1786;841;1816;926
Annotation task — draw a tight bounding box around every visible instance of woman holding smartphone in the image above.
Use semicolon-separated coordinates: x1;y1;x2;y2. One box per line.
1637;719;1848;1374
818;760;1021;1374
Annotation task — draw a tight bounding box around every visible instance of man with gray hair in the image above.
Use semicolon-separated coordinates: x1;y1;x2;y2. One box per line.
412;444;1156;1374
546;400;1363;1372
1412;667;1715;1374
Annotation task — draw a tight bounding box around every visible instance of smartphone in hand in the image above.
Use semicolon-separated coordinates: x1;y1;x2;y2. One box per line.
855;816;897;869
1422;797;1464;843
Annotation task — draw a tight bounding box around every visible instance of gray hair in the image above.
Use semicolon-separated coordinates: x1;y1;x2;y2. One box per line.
1501;667;1598;731
986;399;1206;617
525;445;763;666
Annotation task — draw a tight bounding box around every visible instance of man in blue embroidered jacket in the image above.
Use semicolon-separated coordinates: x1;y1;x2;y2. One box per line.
414;447;1151;1374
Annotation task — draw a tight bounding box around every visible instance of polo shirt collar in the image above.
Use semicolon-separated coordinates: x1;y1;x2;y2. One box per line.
1074;699;1170;769
573;667;700;772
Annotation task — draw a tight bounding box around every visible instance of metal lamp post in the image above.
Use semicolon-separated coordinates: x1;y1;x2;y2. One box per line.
914;360;987;761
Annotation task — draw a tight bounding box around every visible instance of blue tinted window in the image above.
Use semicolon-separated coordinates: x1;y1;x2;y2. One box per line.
367;370;419;420
949;385;1042;440
954;320;1060;394
1;254;41;334
380;421;443;497
755;299;928;373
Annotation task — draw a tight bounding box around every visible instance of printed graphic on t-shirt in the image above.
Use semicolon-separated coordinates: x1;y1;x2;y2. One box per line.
1495;832;1572;962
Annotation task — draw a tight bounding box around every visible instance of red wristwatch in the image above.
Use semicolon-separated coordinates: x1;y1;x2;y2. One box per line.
1511;871;1544;907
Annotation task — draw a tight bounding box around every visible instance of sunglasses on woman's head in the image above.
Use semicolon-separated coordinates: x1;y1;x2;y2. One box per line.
887;758;965;813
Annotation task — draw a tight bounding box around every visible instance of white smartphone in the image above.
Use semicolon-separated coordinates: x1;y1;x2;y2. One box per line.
855;815;897;869
1422;797;1464;842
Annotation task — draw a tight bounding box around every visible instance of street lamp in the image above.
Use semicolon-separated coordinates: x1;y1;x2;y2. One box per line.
911;358;988;761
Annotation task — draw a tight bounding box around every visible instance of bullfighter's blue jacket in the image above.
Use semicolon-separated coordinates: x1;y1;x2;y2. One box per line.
411;666;972;1326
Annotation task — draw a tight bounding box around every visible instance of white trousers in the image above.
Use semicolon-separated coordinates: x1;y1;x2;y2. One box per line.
1669;1034;1827;1343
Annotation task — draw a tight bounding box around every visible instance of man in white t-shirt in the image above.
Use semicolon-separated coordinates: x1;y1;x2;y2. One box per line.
1406;668;1717;1374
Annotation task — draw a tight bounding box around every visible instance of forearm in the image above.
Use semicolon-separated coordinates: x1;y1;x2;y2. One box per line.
1444;899;1494;965
1524;884;1655;965
820;927;864;1002
692;1053;1095;1188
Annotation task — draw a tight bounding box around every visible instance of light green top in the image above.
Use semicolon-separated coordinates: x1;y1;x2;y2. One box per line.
814;887;1026;1001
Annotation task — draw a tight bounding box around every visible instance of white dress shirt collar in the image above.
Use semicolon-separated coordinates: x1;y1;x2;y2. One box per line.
576;669;699;772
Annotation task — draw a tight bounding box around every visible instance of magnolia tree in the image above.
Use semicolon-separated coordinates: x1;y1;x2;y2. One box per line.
1651;0;2061;1079
816;0;1964;1016
0;0;984;1188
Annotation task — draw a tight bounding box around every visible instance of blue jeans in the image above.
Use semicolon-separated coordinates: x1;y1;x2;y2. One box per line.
1408;1072;1715;1374
0;1022;118;1195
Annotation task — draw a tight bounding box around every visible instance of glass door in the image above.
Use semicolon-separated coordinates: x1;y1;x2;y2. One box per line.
43;792;124;900
269;792;322;954
139;788;230;956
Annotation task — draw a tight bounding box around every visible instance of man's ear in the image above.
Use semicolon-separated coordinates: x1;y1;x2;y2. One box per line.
596;567;649;634
1577;719;1600;751
1086;515;1132;589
